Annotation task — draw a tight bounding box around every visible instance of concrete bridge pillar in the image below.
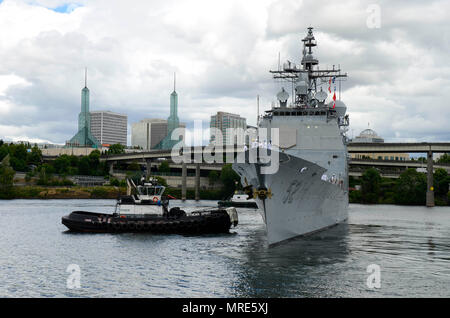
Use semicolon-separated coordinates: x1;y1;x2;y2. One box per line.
182;162;187;201
195;163;200;201
426;151;435;207
146;159;152;180
109;161;115;175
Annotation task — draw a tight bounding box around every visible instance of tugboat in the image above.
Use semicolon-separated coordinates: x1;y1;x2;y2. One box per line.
61;178;238;234
218;191;258;209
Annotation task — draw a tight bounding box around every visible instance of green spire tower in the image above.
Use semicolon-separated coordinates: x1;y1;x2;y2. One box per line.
67;68;99;148
167;72;180;134
155;73;183;150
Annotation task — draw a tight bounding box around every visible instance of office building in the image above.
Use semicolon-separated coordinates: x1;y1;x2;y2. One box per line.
210;111;247;145
132;119;168;150
90;111;127;146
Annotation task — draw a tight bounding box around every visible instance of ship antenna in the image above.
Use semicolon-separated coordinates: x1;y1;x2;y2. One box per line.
278;52;281;71
257;95;260;126
338;64;341;100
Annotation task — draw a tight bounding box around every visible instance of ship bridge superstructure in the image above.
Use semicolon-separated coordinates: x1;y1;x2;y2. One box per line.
263;27;349;129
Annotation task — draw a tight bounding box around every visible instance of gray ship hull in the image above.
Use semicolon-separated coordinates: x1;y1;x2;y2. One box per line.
233;150;348;245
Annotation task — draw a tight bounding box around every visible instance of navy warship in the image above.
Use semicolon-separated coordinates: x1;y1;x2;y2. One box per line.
232;27;349;245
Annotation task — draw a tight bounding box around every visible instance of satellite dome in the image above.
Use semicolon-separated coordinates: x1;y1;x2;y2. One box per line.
354;128;384;143
276;87;289;102
333;100;346;116
359;129;378;138
315;90;327;102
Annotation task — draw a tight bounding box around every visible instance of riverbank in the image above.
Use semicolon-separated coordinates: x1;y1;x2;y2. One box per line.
0;185;225;200
1;186;126;199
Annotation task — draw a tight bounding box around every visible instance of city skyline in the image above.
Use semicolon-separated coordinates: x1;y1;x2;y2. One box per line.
0;0;449;146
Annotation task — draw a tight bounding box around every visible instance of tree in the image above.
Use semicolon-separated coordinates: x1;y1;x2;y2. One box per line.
220;164;240;197
360;168;381;204
0;144;8;162
26;145;42;166
88;150;101;174
394;168;427;205
208;170;219;185
127;160;140;171
0;155;15;198
53;155;71;174
434;168;450;197
437;153;450;164
158;161;170;173
78;156;91;175
108;144;125;155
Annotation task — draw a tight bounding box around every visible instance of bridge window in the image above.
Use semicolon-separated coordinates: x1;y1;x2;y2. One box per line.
390;156;394;160
378;156;382;160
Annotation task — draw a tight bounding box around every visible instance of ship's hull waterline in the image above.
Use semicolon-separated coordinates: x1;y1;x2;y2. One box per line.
233;150;348;245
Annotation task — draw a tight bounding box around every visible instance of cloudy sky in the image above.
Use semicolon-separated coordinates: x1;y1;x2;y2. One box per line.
0;0;449;146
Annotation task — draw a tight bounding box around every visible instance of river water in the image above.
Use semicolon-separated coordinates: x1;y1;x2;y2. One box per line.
0;199;449;297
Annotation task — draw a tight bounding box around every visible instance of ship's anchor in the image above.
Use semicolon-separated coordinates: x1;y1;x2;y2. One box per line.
254;187;272;200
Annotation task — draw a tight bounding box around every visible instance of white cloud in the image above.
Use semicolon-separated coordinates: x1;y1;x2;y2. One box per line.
0;0;449;145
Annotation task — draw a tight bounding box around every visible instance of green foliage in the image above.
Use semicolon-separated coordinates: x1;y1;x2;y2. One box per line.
53;155;71;174
37;166;50;185
90;187;109;198
349;176;358;188
208;170;220;185
0;144;8;162
107;144;125;155
26;145;42;166
394;169;427;205
109;178;120;186
9;156;27;172
25;172;33;183
154;176;168;187
220;164;241;198
349;190;361;203
360;168;381;204
434;168;450;196
127;160;140;171
77;156;91;175
0;157;15;199
0;142;43;172
158;161;170;173
437;153;450;164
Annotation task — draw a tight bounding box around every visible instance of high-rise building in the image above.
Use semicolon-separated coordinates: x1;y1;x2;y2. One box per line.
131;119;168;150
67;69;99;148
90;111;127;146
210;111;247;145
131;119;185;150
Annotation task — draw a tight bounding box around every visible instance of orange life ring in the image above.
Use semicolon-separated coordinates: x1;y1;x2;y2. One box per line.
152;197;158;203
